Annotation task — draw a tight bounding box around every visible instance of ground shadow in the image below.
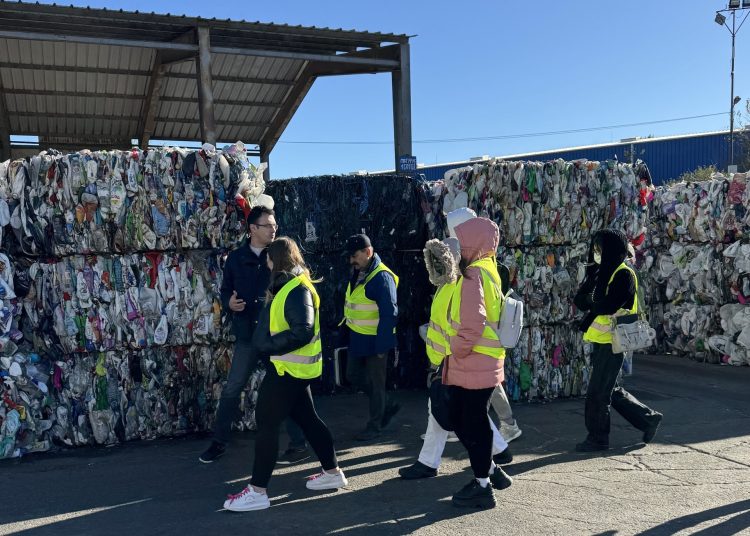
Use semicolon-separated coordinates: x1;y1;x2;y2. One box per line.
505;443;646;477
636;499;750;536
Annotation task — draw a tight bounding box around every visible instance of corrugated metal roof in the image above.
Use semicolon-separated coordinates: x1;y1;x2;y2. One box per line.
0;1;408;48
0;0;408;151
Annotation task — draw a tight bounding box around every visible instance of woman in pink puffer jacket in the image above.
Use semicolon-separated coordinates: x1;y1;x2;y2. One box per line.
443;216;511;509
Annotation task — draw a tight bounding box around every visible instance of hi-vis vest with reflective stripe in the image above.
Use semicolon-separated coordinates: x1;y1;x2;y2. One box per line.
343;262;399;336
583;263;638;345
426;282;457;366
270;274;322;379
448;257;505;360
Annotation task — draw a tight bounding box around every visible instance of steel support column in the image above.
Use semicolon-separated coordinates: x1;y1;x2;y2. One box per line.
140;51;165;148
391;43;412;171
195;26;217;145
260;144;270;182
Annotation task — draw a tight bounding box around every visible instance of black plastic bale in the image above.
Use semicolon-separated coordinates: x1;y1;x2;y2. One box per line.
264;175;435;392
266;175;427;255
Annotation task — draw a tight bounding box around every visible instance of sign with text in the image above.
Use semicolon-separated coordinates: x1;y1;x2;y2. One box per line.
398;155;417;173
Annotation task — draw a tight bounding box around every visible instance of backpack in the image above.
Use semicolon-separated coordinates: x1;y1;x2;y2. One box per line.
482;268;524;349
496;289;524;348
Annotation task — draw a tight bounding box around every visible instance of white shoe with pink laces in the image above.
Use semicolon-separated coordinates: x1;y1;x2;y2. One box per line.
305;470;348;491
223;486;270;512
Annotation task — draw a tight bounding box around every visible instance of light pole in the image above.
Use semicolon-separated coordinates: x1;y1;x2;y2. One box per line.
716;1;750;168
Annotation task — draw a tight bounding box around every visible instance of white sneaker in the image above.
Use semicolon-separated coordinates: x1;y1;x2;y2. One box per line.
223;486;270;512
420;432;459;442
500;422;522;443
305;470;348;491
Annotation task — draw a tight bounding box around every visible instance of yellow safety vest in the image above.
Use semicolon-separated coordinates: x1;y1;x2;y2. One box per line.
425;282;457;366
270;274;323;380
583;263;638;345
343;262;399;336
447;257;505;360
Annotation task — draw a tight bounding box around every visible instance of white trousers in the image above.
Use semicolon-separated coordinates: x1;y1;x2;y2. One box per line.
417;399;508;470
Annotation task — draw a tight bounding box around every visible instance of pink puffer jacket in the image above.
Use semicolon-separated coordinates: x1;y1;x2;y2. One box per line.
443;217;504;390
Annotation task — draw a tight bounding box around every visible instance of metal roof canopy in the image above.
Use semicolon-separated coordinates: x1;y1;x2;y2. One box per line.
0;1;413;177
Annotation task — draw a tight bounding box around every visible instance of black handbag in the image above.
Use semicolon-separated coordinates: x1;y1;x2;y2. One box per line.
428;365;454;432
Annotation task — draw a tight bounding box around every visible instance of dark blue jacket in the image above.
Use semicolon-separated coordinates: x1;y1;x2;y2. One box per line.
346;254;398;358
220;242;270;341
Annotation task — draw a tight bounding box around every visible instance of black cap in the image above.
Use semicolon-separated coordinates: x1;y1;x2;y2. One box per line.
346;234;372;255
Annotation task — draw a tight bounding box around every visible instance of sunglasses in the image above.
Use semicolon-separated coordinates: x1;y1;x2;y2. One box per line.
253;223;278;230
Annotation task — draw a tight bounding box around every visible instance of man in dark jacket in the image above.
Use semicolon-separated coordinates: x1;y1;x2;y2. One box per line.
200;207;309;463
343;234;400;441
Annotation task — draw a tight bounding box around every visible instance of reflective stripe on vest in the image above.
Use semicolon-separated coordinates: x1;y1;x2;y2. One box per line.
583;263;638;345
447;257;505;360
343;262;399;336
426;282;456;366
270;274;323;379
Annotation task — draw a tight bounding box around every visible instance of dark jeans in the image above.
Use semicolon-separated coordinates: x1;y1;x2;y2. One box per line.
346;353;392;431
448;386;495;479
585;343;658;445
213;339;258;445
250;367;338;489
212;340;306;449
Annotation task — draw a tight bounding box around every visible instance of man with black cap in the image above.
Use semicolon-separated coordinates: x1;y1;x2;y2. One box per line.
342;234;401;441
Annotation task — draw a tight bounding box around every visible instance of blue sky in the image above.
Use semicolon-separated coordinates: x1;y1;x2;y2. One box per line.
30;1;750;177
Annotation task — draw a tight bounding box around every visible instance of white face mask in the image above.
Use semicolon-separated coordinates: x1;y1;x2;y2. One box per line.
593;252;602;265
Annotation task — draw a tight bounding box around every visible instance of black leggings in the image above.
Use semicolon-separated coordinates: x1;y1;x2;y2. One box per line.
251;366;338;489
448;386;495;479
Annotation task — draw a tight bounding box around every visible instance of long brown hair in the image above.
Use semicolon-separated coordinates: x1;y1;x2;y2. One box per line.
265;237;320;300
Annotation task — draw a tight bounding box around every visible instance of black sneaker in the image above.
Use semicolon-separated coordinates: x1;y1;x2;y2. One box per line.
398;461;438;480
277;447;312;465
493;447;513;466
490;466;513;490
451;479;497;509
575;439;610;453
199;441;226;463
642;412;663;444
381;403;401;429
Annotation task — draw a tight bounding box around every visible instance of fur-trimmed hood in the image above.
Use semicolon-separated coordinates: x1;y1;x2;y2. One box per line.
423;238;460;287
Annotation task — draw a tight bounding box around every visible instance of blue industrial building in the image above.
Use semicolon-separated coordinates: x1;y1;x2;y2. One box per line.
392;130;748;185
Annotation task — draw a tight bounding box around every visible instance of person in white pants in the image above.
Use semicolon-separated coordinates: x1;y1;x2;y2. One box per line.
423;383;521;443
409;399;511;478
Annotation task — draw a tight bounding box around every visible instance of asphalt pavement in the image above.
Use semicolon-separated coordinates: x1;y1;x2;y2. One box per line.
1;354;749;536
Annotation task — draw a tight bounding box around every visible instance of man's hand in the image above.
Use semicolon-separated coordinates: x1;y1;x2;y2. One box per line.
229;290;246;312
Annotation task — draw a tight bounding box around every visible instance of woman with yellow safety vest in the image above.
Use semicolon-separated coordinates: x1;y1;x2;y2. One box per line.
442;217;512;509
574;229;663;453
223;237;347;512
398;237;513;482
